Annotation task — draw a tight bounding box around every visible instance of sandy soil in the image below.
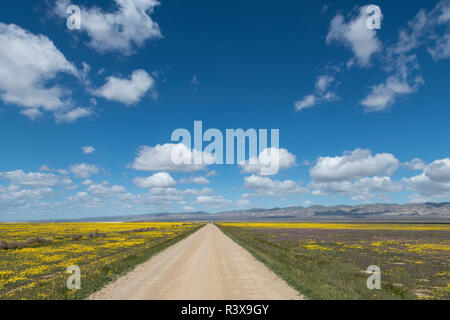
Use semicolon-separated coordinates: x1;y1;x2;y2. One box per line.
89;224;303;300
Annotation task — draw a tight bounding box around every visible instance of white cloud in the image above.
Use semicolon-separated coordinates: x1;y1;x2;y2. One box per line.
81;179;93;185
326;6;382;67
87;183;126;197
93;70;155;105
419;1;450;61
38;166;69;176
0;23;86;122
243;175;307;197
360;75;423;112
428;34;450;60
39;165;52;172
134;172;176;188
206;170;219;177
310;176;402;195
236;199;251;207
424;158;450;182
240;148;296;175
179;176;210;185
54;107;92;123
70;163;100;179
196;195;231;207
295;75;339;112
295;95;316;111
404;158;426;171
20;108;43;120
308;149;403;198
316;75;335;92
0;170;61;187
130;143;214;172
310;148;399;182
82;146;95;154
55;0;162;54
361;1;450;111
181;188;215;196
0;187;54;207
67;191;103;208
121;187;215;207
404;158;450;198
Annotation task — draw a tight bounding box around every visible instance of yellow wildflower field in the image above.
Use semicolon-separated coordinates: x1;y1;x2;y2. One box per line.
0;222;202;300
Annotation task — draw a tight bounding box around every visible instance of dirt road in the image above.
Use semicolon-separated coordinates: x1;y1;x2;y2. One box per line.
89;224;303;300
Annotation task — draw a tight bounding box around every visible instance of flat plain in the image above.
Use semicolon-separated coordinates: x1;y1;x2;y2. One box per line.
217;222;450;300
1;221;448;300
0;222;202;299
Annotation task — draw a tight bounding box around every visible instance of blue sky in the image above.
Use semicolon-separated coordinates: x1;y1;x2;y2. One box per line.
0;0;450;221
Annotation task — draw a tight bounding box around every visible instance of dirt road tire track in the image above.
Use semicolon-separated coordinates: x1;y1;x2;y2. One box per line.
89;224;303;300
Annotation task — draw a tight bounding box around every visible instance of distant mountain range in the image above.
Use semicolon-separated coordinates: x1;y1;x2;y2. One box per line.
36;202;450;222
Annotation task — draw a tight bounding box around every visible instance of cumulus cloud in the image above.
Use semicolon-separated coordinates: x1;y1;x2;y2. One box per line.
295;75;339;111
310;176;402;196
130;143;214;172
404;158;450;199
310;148;399;182
55;0;162;54
424;158;450;182
70;163;100;179
0;23;88;122
240;148;296;175
404;157;450;199
93;70;155;105
326;6;382;67
134;172;176;188
404;158;426;171
67;191;103;208
82;146;96;154
121;187;215;207
308;149;402;199
87;183;126;197
0;187;54;207
0;170;62;187
196;195;231;207
179;176;210;185
0;169;76;208
243;175;307;198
